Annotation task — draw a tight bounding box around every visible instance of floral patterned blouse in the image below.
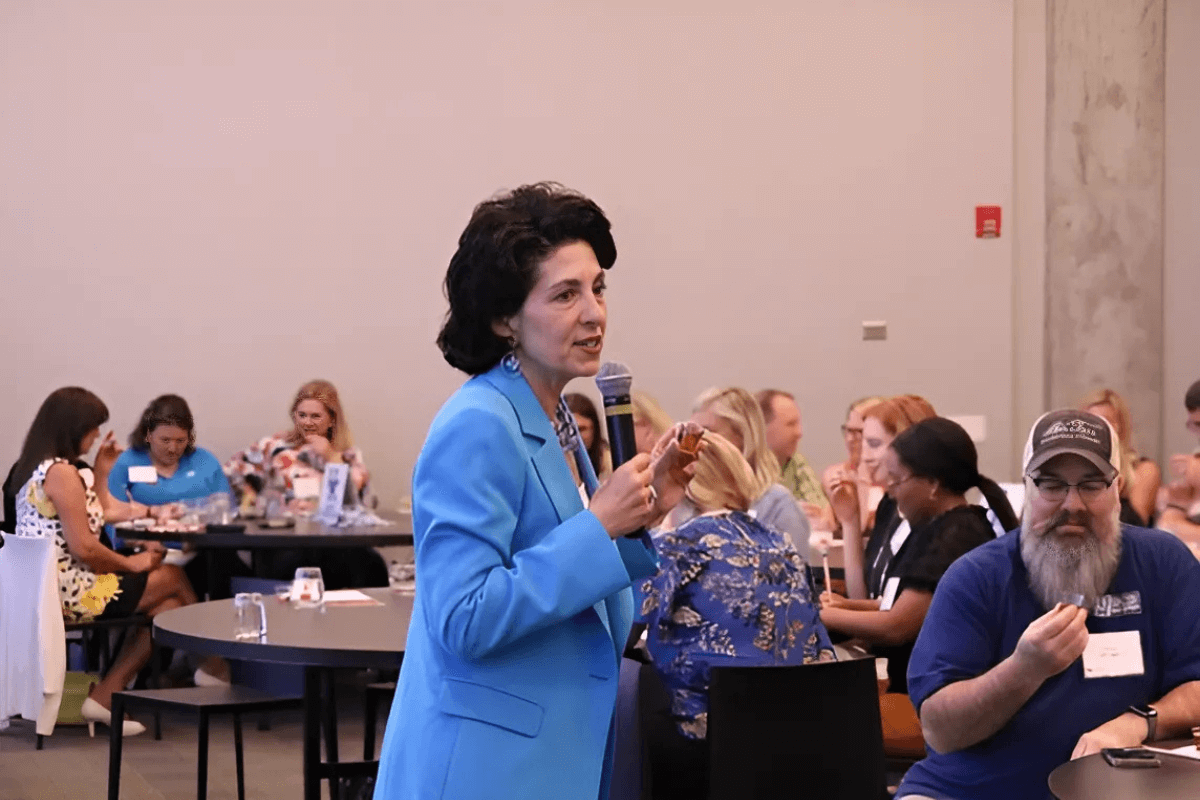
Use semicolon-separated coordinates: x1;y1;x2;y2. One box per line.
15;459;124;621
638;510;835;739
223;432;369;506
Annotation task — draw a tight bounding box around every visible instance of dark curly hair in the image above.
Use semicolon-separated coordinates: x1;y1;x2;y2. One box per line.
437;182;617;375
128;394;197;454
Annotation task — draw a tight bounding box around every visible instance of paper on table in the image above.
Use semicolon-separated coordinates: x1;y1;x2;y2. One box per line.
1143;745;1200;761
322;589;383;607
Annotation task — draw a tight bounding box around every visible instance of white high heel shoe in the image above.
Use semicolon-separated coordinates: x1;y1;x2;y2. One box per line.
81;697;146;737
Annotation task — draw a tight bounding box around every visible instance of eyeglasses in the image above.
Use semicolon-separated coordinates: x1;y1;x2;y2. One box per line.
841;425;864;438
885;473;921;492
1027;475;1115;503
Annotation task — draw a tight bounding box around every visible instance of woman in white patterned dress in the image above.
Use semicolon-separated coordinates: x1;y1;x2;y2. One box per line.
5;387;218;736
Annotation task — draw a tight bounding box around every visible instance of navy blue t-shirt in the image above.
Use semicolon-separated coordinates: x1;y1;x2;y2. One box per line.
898;526;1200;800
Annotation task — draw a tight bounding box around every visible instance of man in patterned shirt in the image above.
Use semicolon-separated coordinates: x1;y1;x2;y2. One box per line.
756;389;827;511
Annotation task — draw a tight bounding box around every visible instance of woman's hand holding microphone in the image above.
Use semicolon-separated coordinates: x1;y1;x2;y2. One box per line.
591;422;704;539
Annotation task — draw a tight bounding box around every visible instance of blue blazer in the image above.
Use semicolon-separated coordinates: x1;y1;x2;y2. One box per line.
373;362;657;800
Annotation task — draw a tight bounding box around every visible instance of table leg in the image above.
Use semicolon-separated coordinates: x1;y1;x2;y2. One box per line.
206;550;218;601
304;667;322;800
108;694;125;800
197;710;209;800
323;669;341;800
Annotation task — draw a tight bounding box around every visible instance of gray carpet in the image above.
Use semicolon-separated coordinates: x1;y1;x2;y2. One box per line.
0;680;386;800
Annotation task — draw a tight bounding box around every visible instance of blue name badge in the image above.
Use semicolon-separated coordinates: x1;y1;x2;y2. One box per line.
1092;592;1143;618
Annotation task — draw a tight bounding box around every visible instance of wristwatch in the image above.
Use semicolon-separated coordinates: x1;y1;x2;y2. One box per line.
1128;704;1157;743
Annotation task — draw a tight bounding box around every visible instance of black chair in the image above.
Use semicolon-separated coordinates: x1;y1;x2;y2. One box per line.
707;658;889;800
65;614;152;673
60;618;165;748
107;686;302;800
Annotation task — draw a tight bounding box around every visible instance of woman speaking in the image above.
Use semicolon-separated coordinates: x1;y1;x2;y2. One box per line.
373;183;697;800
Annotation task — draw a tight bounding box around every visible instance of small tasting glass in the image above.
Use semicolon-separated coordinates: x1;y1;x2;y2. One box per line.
292;567;325;609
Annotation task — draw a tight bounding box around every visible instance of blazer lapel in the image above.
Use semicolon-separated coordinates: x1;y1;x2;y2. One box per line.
480;364;582;525
573;438;600;499
481;363;620;653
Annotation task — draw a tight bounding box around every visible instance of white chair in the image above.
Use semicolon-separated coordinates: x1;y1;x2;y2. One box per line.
0;532;67;746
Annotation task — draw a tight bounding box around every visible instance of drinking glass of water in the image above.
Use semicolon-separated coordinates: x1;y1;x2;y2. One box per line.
234;592;268;640
388;560;416;596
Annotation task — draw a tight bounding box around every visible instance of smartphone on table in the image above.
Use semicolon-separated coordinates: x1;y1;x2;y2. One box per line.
1101;747;1161;768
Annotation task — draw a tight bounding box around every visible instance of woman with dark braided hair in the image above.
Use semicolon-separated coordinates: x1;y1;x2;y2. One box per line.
820;416;1018;695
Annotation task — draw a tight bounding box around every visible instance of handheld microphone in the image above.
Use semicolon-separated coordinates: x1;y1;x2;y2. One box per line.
594;362;638;469
595;362;649;539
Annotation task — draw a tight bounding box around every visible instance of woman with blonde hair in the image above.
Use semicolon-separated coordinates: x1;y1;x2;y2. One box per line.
226;379;368;511
224;379;385;588
1080;387;1161;526
830;394;937;600
638;431;833;800
632;390;673;455
675;386;809;556
690;386;780;487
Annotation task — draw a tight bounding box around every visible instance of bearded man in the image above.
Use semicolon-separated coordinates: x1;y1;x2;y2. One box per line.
895;410;1200;800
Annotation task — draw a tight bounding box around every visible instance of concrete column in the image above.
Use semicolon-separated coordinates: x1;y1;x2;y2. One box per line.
1045;0;1165;460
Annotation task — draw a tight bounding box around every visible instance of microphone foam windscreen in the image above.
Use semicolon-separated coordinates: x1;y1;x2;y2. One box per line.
594;361;633;400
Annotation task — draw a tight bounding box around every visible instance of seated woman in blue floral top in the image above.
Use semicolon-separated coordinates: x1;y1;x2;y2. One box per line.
638;431;834;799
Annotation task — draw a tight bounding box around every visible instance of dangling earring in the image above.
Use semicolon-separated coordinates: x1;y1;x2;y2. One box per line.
501;336;520;373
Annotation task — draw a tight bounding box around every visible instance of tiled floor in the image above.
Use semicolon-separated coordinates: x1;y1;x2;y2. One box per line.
0;678;387;800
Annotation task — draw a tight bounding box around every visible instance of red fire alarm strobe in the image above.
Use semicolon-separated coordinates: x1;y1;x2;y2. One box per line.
976;205;1001;238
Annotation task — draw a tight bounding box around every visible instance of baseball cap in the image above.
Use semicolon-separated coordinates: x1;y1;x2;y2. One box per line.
1022;409;1120;480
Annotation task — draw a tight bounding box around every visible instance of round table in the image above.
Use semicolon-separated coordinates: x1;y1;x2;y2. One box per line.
1049;744;1200;799
117;515;413;599
116;514;413;549
155;589;410;800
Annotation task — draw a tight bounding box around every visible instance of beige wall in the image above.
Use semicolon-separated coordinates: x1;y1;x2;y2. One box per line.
1164;0;1200;461
1011;0;1048;468
1;1;1017;507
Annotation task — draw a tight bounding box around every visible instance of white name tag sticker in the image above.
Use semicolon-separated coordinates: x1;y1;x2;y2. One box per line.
1083;630;1145;678
879;576;901;612
292;476;321;499
127;466;158;484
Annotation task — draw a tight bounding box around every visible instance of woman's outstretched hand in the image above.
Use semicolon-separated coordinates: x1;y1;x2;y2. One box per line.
648;422;704;518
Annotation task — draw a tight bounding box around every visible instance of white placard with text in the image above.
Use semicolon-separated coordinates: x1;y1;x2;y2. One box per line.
316;463;349;525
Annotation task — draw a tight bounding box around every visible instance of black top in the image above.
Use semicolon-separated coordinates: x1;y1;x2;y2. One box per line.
862;495;903;599
1;461;21;535
1120;496;1148;528
877;504;995;693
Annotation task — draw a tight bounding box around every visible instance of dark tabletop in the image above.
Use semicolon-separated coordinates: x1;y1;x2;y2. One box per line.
153;588;410;669
116;513;412;548
1049;743;1200;799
